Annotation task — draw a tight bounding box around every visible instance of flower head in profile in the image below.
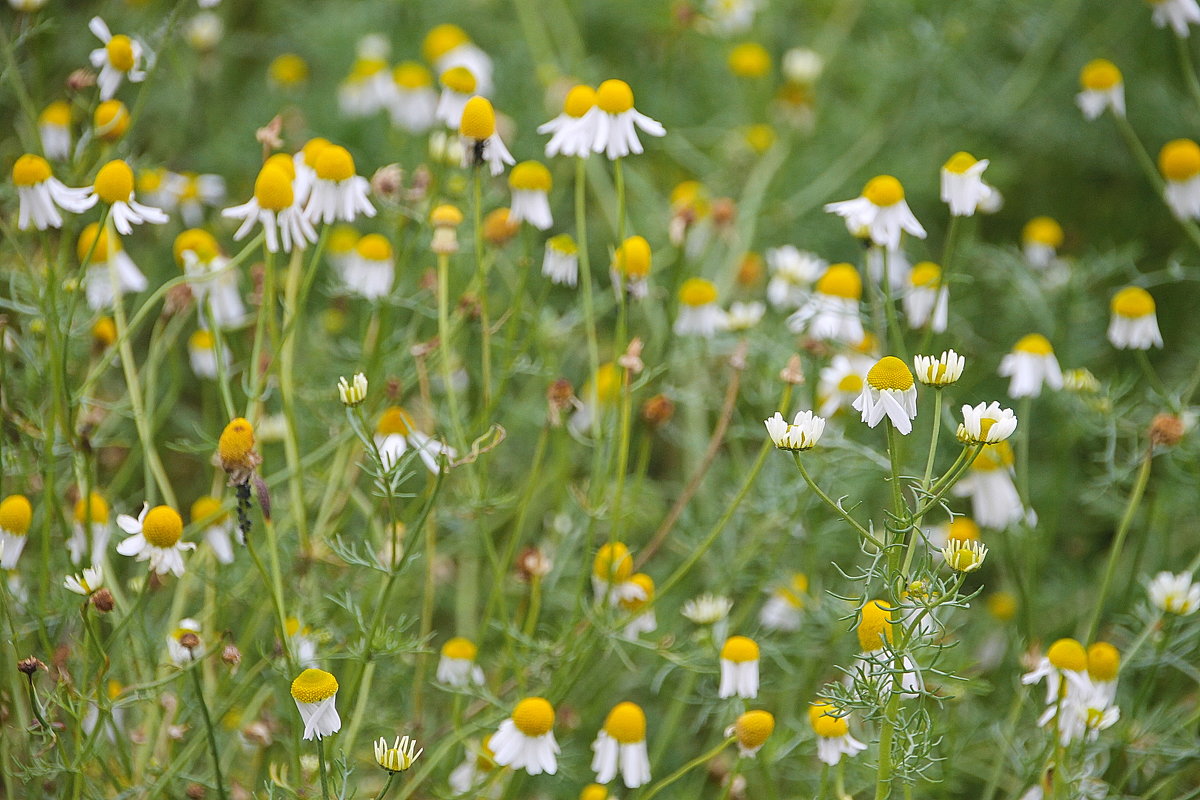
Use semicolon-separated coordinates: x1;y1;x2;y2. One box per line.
222;160;318;253
290;669;341;740
539;84;600;159
12;154;96;231
338;373;368;407
543;233;580;287
340;234;396;300
389;62;438;133
1108;286;1163;350
423;23;493;95
760;573;808;632
38;101;72;161
77;223;148;310
375;406;456;474
116;503;196;577
217;418;261;485
940;152;996;217
375;735;422;773
591;79;666;160
787;262;865;344
852;356;918;434
904;262;949;333
591;702;651;788
681;593;733;625
913;349;964;387
1159;138;1200;220
434;66;477;129
84;160;170;235
824;175;926;250
941;539;988;572
612;236;653;298
437;637;484;687
674;278;726;337
1147;0;1200;38
998;334;1062;398
508;161;554;230
460;96;515;176
1076;59;1124;120
1148;571;1200;615
808;701;867;766
730;710;775;758
718;635;760;699
64;566;104;596
192;496;239;565
167;618;202;666
1023;216;1064;269
954;442;1027;529
957;401;1018;445
490;697;560;775
303;144;376;225
765;246;824;309
764;410;825;451
88;17;150;100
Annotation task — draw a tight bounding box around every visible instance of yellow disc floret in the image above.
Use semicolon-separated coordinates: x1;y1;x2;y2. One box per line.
615;236;652;279
356;233;393;262
174;229;221;266
218;418;256;466
863;175;905;207
1013;333;1053;355
142;505;183;548
592;362;623;405
441;637;478;661
729;42;771;78
1087;642;1120;682
269;53;308;86
987;591;1017;621
189;329;215;350
910;261;942;288
815;263;862;300
94;160;135;204
511;697;555;737
77;223;118;263
328;224;360;254
809;702;848;738
0;495;33;535
377;406;416;436
92;317;117;346
12;154;51;187
1159;138;1200;182
563;84;597;118
1111;286;1155;318
190;496;225;526
580;784;608;800
106;35;136;72
721;635;760;663
943;151;978;174
1080;59;1122;91
596;79;634;114
423;23;471;63
459;96;496;139
1047;638;1087;672
315;145;355;183
867;356;915;392
394;61;433;89
947;517;980;542
836;372;864;393
300;138;330;169
264;152;296;179
971;441;1015;472
857;599;894;651
619;573;655;612
440;66;477;95
735;710;775;749
678;277;718;307
39;100;72;127
593;541;633;582
94;100;130;141
74;492;109;525
548;233;578;255
253;165;294;211
603;702;646;743
431;204;464;227
509;161;552;192
290;668;339;703
1023;216;1063;247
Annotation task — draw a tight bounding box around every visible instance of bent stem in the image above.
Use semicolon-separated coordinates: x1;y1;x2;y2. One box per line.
792;453;884;550
641;737;734;800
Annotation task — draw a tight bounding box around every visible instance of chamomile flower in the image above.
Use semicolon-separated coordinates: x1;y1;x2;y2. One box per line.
167;618;202;665
136;167;176;213
293;138;329;206
674;278;727;337
764;410;825;451
953;442;1026;529
286;618;319;668
423;23;494;96
928;516;981;550
731;710;775;758
217;417;262;485
592;541;644;605
759;573;808;632
1148;0;1200;37
941;539;988;572
808;702;867;766
1148;571;1200;614
591;702;651;788
342;234;395;300
0;495;33;569
165;171;226;227
326;224;361;280
192;496;238;565
64;566;104;596
460;96;515;176
913;349;965;387
508;161;554;230
68;492;110;566
765;246;823;309
704;0;761;34
375;406;456;473
853;356;918;434
940;151;995;217
375;736;422;773
38;101;72;161
591;79;666;160
268;53;309;90
88;17;150;100
1108;286;1163;350
903;261;948;332
725;301;765;331
1076;59;1125;120
612;236;652;298
223;162;318;253
304;145;375;225
816;354;873;418
85;160;169;235
188;329;228;379
571;362;623;435
338;52;394;118
957;401;1018;445
543;234;580;286
866;244;910;287
682;593;733;627
175;229;246;328
78;223;147;310
435;66;478;129
12;154;96;231
449;738;497;794
116;503;196;577
617;573;658;640
1023;638;1091;721
539;84;600;159
850;600;920;698
786;263;865;344
998;334;1063;398
490;697;560;776
290;669;341;740
437;637;485;687
1158;138;1200;219
825;175;926;250
718;635;760;699
93;99;130;143
1086;642;1121;706
388;62;438;133
1022;216;1064;269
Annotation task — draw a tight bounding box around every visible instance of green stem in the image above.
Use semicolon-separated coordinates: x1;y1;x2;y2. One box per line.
880;247;906;360
472;168;492;413
1112;113;1200;252
575;157;601;388
279;247;310;553
374;772;398;800
1176;34;1200;115
1134;349;1174;408
792;453;884;549
189;665;228;800
436;252;469;450
919;390;944;494
642;737;734;800
317;738;332;800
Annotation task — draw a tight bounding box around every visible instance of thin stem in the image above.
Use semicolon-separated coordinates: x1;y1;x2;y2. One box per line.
374;772;398;800
189;665;228;800
1176;34;1200;115
641;737;734;800
792;453;884;549
472;167;492;412
317;738;332;800
436;252;469;450
279;247;311;553
880;248;907;360
920;390;944;493
1112;113;1200;252
1135;349;1174;408
575;157;601;388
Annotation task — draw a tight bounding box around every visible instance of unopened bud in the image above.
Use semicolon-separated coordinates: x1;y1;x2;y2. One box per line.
370;164;404;203
17;656;46;676
67;69;97;91
222;644;242;667
516;546;553;581
180;633;201;651
547;379;574;427
779;355;805;385
618;337;644;373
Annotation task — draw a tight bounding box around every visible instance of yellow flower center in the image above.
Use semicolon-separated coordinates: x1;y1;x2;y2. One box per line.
39;100;71;127
721;635;760;663
142;505;183;548
431;204;464;227
174;229;221;266
94;160;135;204
77;223;118;262
441;637;478;661
1047;638;1087;672
191;496;225;526
942;151;978;174
596;79;634;114
0;495;33;535
735;710;775;749
393;61;433;89
615;236;652;278
94;100;130;140
377;406;415;436
987;591;1017;621
947;545;982;571
563;84;597;118
744;123;776;153
678;277;718;307
1111;286;1154;318
971;441;1015;471
459;96;496;140
728;42;771;78
106;35;136;72
290;668;339;703
12;154;51;186
1023;216;1063;247
74;492;109;524
603;702;646;743
1013;333;1053;355
265;152;297;178
947;517;980;542
619;573;655;611
910;261;941;288
269;53;308;86
592;362;623;405
1080;59;1121;91
809;703;849;738
92;317;117;345
509;161;552;192
511;697;555;737
315;145;355;182
548;233;578;255
857;599;894;651
1087;642;1120;682
836;373;864;393
580;784;608;800
593;541;633;582
301;138;330;169
862;174;905;207
189;329;215;350
440;66;477;95
218;418;257;466
348;57;388;81
867;356;915;391
1158;138;1200;182
815;263;862;299
328;224;360;254
422;23;470;63
253;165;294;211
356;234;392;262
137;168;164;193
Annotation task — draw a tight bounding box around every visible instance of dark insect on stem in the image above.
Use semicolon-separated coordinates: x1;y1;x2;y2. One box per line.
235;481;253;542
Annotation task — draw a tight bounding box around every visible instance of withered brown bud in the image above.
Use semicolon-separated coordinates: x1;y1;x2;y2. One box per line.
67;69;97;91
222;644;242;667
253;476;272;523
641;394;675;428
255;115;283;152
458;293;482;320
1149;413;1184;447
17;656;46;676
779;354;805;385
179;633;201;651
407;165;432;203
618;337;644;374
91;588;115;613
711;197;736;228
736;252;763;287
163;283;194;317
186;783;206;800
516;546;553;581
484;208;521;246
386;377;402;400
370;164;404;202
546;378;575;427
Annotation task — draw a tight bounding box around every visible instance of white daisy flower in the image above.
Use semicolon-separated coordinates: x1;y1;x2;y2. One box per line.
998;334;1062;398
88;17;150;100
64;565;104;596
765;246;824;309
852;356;918;434
135;167;177;214
437;638;485;687
1159;138;1200;220
957;401;1018;445
759;573;808;632
817;354;873;418
389;62;438;133
681;593;733;625
1022;216;1064;269
175;229;246;328
825;175;926;250
490;697;560;776
786;263;865;344
303;145;375;225
940;151;996;217
808;702;867;766
38;101;72;161
617;574;657;640
611;236;652;299
290;669;341;740
187;329;228;379
718;636;760;699
287;618;319;669
68;492;110;567
423;24;494;96
542;234;580;287
591;702;651;789
374;735;423;774
703;0;760;34
292;139;330;207
764;410;825;451
953;443;1027;529
730;710;775;758
1108;286;1163;350
941;538;989;572
164;171;226;227
459;96;515;176
904;261;949;332
167;618;202;666
1149;0;1200;37
191;496;238;565
1023;638;1094;728
508;161;554;230
674;278;727;337
12;153;97;231
570;363;623;437
448;738;497;795
434;66;478;129
374;406;456;474
222;160;318;253
1076;59;1125;120
591;542;646;606
1148;571;1200;614
866;244;911;288
342;234;395;300
538;84;601;159
590;79;665;160
913;349;964;387
85;159;169;235
115;503;196;577
338;54;394;118
78;223;147;310
725;300;765;331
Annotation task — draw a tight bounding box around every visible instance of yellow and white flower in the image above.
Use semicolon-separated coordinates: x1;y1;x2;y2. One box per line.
866;243;910;288
538;84;600;159
423;23;494;96
375;735;422;773
1022;216;1064;269
927;516;981;551
88;17;150;100
853;356;918;434
941;538;988;572
64;565;103;596
304;145;376;225
437;637;485;687
617;573;658;640
116;503;196;577
940;151;995;217
343;234;395;300
764;410;825;451
765;246;823;309
338;40;394;117
1148;571;1200;614
434;66;478;129
93;99;130;142
0;494;33;569
174;229;246;328
1086;642;1121;707
759;573;808;632
825;175;926;250
1022;638;1092;725
703;0;761;34
817;354;872;417
957;401;1018;445
998;334;1062;398
78;223;148;310
674;278;727;337
165;171;226;227
12;154;97;231
1148;0;1200;37
590;79;666;160
292;139;330;206
460;96;515;176
38;101;72;161
725;301;765;331
903;261;948;333
1108;286;1163;350
730;709;775;758
1159;138;1200;219
85;159;169;234
542;234;580;287
681;593;733;626
287;618;319;668
787;263;865;344
612;236;652;299
338;373;368;407
508;161;554;230
375;406;456;473
191;495;238;565
953;442;1027;529
326;224;361;278
290;668;341;740
591;702;651;788
68;492;110;566
389;62;438;133
1076;59;1125;120
491;697;560;775
449;737;497;794
570;363;623;436
591;541;645;605
808;702;867;766
718;635;760;699
223;160;318;253
167;618;202;666
850;600;920;699
188;329;229;379
913;349;964;387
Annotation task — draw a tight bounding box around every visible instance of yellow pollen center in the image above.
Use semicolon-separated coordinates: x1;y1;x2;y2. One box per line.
377;406;415;436
511;697;555;737
1014;333;1053;355
593;542;633;582
619;573;655;611
1023;217;1063;247
189;329;215;350
290;668;339;703
12;154;51;186
142;505;183;548
394;61;433;89
867;356;915;391
615;236;651;278
1159;138;1200;181
857;600;895;651
174;229;221;266
580;785;607;800
356;234;393;262
328;224;360;254
910;262;942;287
947;517;980;542
972;441;1015;471
862;175;904;207
593;362;623;405
837;373;864;392
679;277;718;307
349;57;387;81
74;492;109;524
603;702;646;743
596;79;634;114
431;204;464;227
218;418;256;465
106;35;136;72
301;138;330;169
78;223;117;262
440;66;477;94
94;160;135;203
1111;286;1155;318
1081;59;1121;91
943;151;978;174
94;100;129;140
0;495;33;535
721;635;760;663
735;710;775;748
509;161;552;192
459;96;496;139
441;637;478;661
39;100;71;127
423;24;470;63
265;153;296;179
548;233;578;255
137;168;164;193
948;546;981;571
269;54;308;85
315;146;355;182
729;42;771;78
564;84;597;117
1047;638;1087;672
810;704;849;738
1087;642;1120;682
92;317;117;345
191;496;225;525
253;166;294;211
815;263;862;299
